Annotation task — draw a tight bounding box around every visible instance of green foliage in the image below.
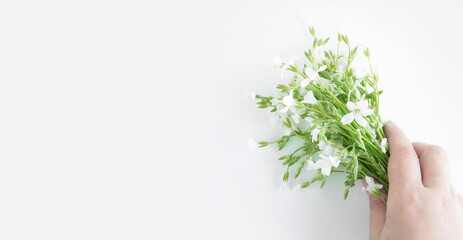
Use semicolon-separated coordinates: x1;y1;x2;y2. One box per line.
253;27;389;199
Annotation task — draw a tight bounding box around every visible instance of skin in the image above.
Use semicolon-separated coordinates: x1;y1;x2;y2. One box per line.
365;121;463;240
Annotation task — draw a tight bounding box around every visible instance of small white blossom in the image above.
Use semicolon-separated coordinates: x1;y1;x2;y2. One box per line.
311;127;321;142
291;114;300;124
280;90;296;113
337;57;348;72
272;56;283;71
351;55;370;78
318;140;327;151
248;139;258;151
315;155;340;176
282;56;299;71
301;65;327;87
244;90;256;100
381;138;388;153
341;100;374;127
301;90;317;104
362;176;383;194
283;128;292;135
304;116;314;126
313;46;327;63
320;143;340;157
306;159;316;171
301;117;315;131
272;56;299;80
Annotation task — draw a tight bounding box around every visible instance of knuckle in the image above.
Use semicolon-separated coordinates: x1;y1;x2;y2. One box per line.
396;146;416;158
403;190;421;206
369;197;385;210
428;145;447;158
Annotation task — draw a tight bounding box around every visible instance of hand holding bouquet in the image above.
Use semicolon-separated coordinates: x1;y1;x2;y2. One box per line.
253;27;388;199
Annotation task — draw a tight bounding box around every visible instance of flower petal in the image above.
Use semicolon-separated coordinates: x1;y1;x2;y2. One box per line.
321;165;332;176
354;114;368;127
311;128;321;142
280;106;289;113
365;176;375;185
341;112;355;125
346;102;356;111
318;65;327;72
301;79;310;88
291;114;300;124
357;100;369;110
361;108;374;116
305;68;315;77
302;91;317;104
306;160;316;171
329;156;340;168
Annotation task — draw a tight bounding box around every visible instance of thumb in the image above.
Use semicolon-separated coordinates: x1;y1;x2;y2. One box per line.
364;180;386;240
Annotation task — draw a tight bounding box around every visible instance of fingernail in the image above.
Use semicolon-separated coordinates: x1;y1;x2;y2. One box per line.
383;120;394;126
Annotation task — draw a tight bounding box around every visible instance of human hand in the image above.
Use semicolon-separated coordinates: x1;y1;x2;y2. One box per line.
366;121;463;240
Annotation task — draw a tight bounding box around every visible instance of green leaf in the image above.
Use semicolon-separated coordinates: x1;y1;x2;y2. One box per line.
276;84;291;92
301;181;311;188
323;37;330;45
364;48;370;58
320;178;326;189
344;188;350;200
342;35;349;45
309;26;315;36
294;160;306;178
283;171;289;182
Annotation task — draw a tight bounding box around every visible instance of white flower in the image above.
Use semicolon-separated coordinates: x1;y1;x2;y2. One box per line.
301;65;327;87
282;56;299;71
248;139;258;151
351;55;370;78
306;160;316;171
315;155;340;176
381;138;388;153
307;146;341;176
313;46;327;63
311;127;321;142
304;116;314;126
341;100;374;127
362;176;383;194
320;143;339;157
272;56;283;71
245;90;256;100
272;56;299;80
337;57;348;72
291;114;300;124
301;117;314;131
301;90;317;104
318;140;327;151
280;90;296;113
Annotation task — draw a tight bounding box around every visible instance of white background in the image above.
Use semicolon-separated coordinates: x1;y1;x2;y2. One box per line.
0;0;462;239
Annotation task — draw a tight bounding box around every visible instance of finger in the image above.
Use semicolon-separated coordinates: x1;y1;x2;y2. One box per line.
412;142;449;188
450;184;457;196
384;121;422;189
459;195;463;208
364;180;386;240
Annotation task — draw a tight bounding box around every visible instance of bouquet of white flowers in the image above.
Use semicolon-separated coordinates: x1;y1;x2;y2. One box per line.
253;27;388;199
